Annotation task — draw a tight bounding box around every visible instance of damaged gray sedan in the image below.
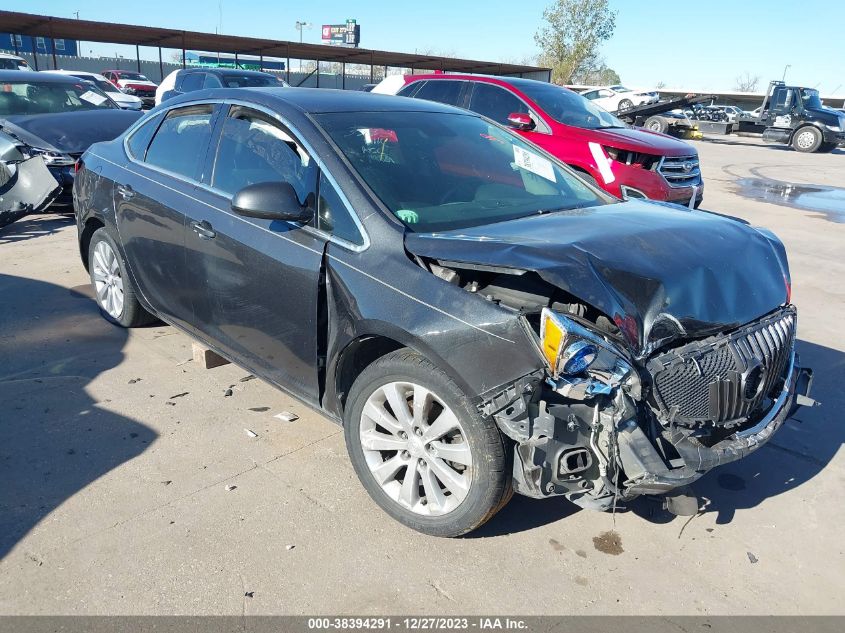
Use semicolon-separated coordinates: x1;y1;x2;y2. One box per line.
74;88;814;536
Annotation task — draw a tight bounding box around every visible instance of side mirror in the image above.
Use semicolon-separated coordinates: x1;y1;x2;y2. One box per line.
231;181;313;223
507;112;535;131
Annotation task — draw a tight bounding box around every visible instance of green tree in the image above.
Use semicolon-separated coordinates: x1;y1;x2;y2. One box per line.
534;0;618;84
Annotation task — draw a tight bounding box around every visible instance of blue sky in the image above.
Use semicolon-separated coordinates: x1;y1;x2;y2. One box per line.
7;0;844;93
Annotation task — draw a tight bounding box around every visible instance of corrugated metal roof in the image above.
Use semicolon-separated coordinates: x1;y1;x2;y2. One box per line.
0;10;549;77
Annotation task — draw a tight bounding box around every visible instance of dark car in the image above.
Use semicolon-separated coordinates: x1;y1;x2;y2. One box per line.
73;88;813;536
0;70;142;226
156;68;288;105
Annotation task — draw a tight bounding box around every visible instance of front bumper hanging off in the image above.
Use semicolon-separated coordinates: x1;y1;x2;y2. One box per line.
500;350;813;506
618;352;812;495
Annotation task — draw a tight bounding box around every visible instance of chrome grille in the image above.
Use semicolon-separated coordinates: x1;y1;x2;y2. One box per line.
658;154;701;188
647;308;796;426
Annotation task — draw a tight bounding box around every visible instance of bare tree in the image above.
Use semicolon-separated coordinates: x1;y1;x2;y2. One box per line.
655;80;667;89
534;0;617;84
734;72;760;92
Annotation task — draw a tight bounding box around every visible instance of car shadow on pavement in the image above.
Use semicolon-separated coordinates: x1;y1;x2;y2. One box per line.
0;213;75;246
0;272;157;559
632;338;843;526
465;491;581;538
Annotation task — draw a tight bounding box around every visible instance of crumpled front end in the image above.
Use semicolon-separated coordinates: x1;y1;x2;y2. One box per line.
1;132;62;228
484;306;814;510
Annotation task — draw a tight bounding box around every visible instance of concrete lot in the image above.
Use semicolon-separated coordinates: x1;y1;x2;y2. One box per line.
0;136;843;615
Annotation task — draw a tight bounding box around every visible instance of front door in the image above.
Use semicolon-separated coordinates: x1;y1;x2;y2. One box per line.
184;105;328;403
114;103;218;326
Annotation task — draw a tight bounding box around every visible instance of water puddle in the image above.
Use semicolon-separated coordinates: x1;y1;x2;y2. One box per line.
735;178;845;223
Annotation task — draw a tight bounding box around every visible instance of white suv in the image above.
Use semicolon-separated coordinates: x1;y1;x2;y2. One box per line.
580;85;658;112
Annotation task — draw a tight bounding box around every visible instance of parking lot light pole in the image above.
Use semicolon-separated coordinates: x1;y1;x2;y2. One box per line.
136;44;141;73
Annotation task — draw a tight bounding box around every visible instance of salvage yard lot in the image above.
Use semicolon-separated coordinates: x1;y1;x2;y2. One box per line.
1;136;843;615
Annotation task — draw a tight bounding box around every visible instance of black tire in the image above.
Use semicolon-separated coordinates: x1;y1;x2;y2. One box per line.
817;142;837;153
791;126;823;153
617;98;633;111
644;116;668;134
88;228;156;328
343;348;512;537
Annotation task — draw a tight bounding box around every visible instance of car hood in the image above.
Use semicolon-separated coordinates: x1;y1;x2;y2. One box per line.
0;110;142;154
404;200;790;358
117;79;157;88
579;125;695;156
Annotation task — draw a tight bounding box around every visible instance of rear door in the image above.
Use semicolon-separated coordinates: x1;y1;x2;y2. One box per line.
184;104;328;402
114;103;219;326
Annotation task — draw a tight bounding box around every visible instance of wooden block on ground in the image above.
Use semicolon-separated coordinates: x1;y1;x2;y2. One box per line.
192;342;231;369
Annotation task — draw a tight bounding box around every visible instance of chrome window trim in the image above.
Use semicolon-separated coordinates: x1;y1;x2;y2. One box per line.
120;97;370;253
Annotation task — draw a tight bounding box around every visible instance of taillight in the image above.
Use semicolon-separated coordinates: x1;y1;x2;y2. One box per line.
74;159;83;174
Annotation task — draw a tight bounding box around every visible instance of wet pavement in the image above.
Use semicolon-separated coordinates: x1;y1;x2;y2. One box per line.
735;178;845;223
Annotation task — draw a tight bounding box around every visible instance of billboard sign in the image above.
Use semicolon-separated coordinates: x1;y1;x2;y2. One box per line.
321;19;360;47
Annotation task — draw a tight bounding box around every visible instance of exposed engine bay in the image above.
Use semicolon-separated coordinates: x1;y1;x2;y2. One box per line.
421;258;816;513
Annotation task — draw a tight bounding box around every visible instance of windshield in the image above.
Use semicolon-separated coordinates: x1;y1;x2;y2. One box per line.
0;57;30;71
117;72;149;81
316;111;606;233
73;76;121;94
512;81;626;129
218;74;278;88
799;88;823;110
610;85;631;92
0;80;118;115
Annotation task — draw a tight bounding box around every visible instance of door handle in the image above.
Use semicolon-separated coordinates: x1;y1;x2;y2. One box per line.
190;220;216;240
116;184;135;200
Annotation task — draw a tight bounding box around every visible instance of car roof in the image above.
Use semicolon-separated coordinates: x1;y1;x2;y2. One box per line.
0;69;85;83
0;52;26;59
46;70;98;77
167;86;469;115
182;68;275;77
404;73;568;94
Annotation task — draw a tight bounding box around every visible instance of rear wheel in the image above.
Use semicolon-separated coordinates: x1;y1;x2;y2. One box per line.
344;348;511;537
792;126;822;153
88;228;156;327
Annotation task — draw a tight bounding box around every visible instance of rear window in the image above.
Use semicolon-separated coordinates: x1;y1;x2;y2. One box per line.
410;80;464;106
126;114;162;160
145;105;215;181
216;74;278;88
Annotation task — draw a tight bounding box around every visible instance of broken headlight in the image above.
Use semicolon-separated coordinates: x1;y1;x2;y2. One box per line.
21;147;76;167
540;308;640;400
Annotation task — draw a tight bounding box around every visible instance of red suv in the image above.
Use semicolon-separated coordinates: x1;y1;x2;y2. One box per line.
394;74;703;207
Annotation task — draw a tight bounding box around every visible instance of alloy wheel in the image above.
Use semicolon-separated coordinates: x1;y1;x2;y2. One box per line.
359;381;473;516
91;240;125;319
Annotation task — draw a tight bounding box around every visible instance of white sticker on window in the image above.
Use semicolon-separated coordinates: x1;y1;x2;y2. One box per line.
513;145;556;183
79;90;107;105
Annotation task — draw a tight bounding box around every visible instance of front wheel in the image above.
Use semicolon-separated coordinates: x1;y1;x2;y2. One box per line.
617;98;634;111
344;349;512;537
792;126;823;153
